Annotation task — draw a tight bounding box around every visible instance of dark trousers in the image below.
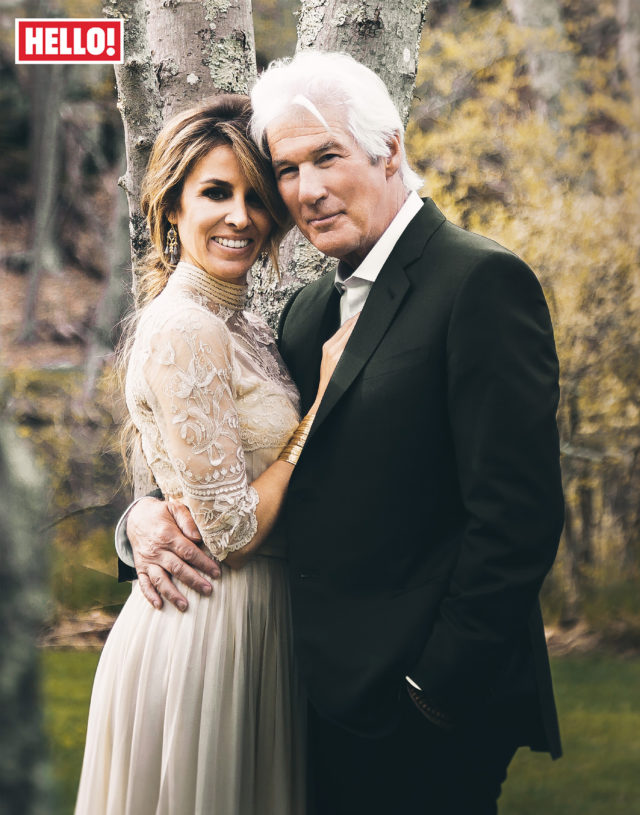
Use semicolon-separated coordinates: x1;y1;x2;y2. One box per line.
308;691;520;815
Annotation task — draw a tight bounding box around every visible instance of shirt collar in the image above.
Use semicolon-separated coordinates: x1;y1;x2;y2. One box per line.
335;191;423;289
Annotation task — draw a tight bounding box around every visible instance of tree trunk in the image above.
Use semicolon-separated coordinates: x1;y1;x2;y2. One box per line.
504;0;578;117
0;421;51;814
249;0;429;328
82;162;132;403
618;0;640;116
105;0;164;292
18;63;65;343
146;0;258;119
18;0;66;343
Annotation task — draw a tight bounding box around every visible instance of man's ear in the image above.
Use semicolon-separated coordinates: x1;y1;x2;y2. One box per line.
384;133;403;178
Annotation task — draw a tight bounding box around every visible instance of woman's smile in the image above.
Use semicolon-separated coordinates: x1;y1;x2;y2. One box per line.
212;236;251;248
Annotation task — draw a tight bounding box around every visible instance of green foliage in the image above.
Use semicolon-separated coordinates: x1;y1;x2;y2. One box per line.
2;366;129;617
406;1;640;621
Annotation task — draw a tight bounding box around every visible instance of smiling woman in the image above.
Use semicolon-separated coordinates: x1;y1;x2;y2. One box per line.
136;94;290;305
169;145;273;284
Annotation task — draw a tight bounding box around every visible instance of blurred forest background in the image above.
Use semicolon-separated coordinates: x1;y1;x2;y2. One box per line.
1;0;639;811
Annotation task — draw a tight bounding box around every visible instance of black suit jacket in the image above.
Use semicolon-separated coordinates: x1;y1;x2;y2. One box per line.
278;198;564;756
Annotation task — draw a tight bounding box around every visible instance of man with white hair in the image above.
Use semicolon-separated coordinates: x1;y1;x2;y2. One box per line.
119;51;564;814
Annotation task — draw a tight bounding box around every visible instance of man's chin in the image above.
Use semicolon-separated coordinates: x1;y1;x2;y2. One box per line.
304;230;355;261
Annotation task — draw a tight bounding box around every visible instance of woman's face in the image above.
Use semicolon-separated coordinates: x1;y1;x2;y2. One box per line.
171;144;273;283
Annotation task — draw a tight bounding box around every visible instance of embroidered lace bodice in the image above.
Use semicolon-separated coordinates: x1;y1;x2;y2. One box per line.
125;261;300;560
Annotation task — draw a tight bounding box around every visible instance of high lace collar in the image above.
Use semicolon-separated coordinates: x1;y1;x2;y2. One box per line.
171;261;248;311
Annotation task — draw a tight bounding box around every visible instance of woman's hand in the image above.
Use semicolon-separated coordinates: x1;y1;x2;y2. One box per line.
310;313;359;413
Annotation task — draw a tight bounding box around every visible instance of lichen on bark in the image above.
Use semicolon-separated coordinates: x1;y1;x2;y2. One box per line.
204;32;256;93
297;0;327;48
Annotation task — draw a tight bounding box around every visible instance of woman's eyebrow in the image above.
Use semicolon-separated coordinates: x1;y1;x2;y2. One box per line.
199;177;232;187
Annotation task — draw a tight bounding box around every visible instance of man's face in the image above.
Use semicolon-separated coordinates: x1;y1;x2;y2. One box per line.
267;108;403;268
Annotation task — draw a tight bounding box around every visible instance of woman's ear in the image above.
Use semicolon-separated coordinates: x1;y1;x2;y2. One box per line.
384;133;402;178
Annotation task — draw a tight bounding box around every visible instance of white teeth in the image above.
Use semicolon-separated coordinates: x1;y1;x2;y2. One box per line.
214;237;250;248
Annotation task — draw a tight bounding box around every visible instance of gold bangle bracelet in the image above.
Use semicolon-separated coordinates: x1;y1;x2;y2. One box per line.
278;413;316;465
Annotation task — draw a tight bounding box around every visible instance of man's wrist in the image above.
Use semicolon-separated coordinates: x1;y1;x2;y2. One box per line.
114;489;164;567
115;497;144;567
405;681;455;731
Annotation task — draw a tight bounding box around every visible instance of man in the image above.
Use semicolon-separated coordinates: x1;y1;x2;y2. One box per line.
117;51;564;813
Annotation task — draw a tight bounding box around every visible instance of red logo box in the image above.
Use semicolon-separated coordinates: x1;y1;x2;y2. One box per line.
15;18;123;64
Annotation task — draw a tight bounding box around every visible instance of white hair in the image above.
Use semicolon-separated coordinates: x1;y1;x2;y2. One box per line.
250;50;423;193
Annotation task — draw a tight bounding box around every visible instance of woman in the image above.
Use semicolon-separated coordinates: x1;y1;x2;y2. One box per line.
75;95;355;815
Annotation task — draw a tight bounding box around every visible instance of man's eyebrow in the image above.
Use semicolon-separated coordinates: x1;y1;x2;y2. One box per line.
313;140;341;155
272;141;343;169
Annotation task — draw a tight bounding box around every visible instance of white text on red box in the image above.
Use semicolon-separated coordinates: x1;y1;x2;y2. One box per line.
15;19;123;64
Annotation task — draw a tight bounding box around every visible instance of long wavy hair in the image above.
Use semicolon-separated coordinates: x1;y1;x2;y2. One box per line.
118;95;290;478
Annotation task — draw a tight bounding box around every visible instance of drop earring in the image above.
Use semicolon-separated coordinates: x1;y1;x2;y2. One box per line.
164;225;179;265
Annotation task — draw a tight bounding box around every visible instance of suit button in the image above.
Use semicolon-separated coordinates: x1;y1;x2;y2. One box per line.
297;572;316;580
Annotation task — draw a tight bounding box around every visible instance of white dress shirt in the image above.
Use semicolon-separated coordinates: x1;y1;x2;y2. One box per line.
335;191;423;324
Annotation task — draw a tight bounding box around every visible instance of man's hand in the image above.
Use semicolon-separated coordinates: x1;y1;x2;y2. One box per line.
127;497;221;611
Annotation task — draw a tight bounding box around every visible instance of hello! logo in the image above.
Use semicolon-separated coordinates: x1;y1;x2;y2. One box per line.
15;18;123;64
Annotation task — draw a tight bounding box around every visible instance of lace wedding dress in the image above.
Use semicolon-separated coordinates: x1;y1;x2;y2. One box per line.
75;262;306;815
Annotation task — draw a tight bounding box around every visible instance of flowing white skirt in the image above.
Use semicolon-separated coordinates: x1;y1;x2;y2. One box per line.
75;556;306;815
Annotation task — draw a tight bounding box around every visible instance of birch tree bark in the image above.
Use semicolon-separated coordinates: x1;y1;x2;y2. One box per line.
103;0;166;494
145;0;257;119
105;0;163;289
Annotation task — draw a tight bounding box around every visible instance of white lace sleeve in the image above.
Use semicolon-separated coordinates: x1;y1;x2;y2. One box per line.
142;306;259;560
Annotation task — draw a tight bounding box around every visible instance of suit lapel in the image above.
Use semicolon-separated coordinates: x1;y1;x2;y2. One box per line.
307;198;446;440
295;272;340;348
283;273;340;412
309;257;410;438
317;281;341;343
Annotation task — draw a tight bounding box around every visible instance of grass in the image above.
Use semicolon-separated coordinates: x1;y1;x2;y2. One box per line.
42;650;100;814
501;656;640;814
42;651;640;814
